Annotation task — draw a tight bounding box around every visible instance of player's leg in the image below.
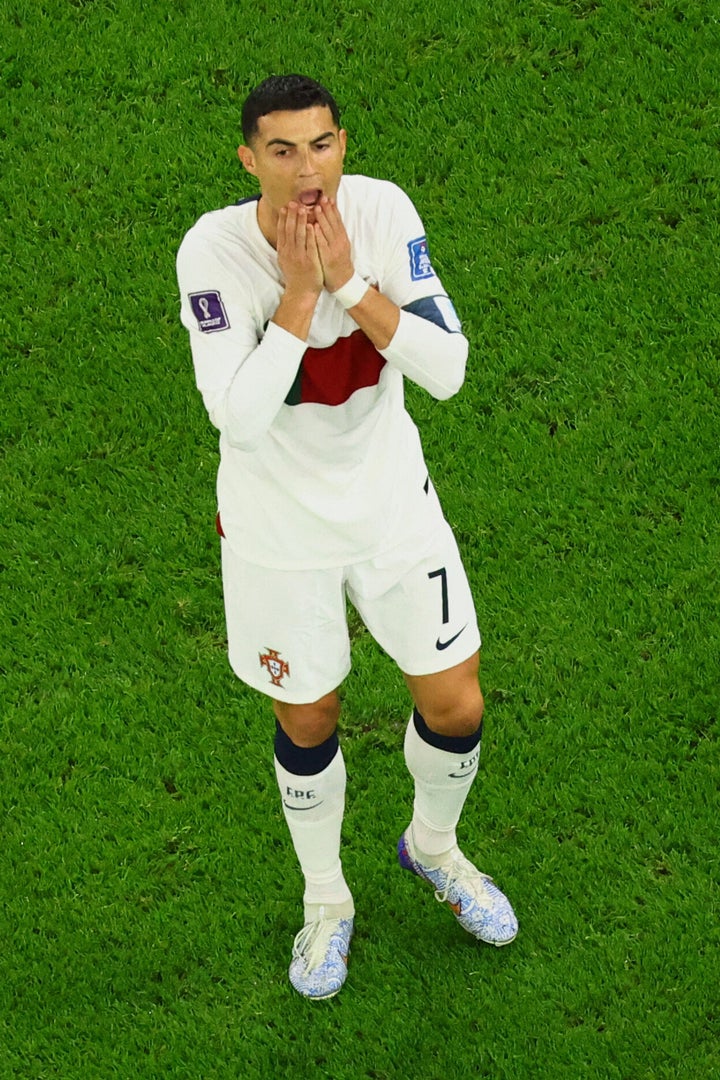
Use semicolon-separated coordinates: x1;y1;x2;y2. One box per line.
273;692;355;999
402;652;484;860
220;540;354;997
273;691;354;919
348;519;517;945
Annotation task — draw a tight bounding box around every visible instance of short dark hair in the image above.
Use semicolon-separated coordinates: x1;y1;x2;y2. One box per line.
241;74;341;144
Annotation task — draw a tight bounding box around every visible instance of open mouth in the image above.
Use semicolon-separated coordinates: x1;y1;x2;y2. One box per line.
298;188;322;207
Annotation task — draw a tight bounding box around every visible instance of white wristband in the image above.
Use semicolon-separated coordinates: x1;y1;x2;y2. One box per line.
332;272;369;309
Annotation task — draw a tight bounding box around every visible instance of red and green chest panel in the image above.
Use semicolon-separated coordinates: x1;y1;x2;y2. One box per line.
284;329;386;407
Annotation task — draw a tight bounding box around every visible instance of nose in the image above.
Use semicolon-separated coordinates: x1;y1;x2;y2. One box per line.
298;147;315;176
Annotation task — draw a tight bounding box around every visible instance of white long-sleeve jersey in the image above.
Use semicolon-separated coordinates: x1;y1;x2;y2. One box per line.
177;174;468;570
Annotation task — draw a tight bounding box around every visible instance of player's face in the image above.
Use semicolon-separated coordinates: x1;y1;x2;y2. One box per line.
238;106;347;238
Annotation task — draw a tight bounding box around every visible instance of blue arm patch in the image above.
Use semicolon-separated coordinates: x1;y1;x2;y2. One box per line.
402;295;463;334
408;236;435;280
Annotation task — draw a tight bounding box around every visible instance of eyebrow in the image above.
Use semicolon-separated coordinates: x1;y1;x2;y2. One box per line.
265;131;336;149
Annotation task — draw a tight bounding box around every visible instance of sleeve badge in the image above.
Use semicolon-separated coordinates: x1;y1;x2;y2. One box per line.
189;290;230;333
408;236;435;282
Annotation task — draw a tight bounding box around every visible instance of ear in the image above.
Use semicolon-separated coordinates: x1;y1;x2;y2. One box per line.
338;129;347;160
237;144;257;176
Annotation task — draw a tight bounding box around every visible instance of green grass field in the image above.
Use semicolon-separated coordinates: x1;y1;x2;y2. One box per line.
2;0;718;1076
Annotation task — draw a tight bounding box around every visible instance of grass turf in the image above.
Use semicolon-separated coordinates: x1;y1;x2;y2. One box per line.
2;0;718;1076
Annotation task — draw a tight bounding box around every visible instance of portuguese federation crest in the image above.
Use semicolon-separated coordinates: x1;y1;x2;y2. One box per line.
259;648;290;688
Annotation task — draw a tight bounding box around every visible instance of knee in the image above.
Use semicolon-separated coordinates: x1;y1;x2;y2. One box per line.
273;690;341;748
409;654;484;738
424;686;484;738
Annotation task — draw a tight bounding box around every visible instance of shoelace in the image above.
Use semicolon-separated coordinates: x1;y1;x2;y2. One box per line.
434;852;495;907
292;917;342;971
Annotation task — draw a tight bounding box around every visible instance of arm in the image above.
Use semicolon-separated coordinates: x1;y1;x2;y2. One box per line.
313;195;468;400
178;204;322;451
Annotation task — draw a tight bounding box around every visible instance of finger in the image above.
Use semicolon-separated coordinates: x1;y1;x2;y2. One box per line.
286;201;305;238
315;196;336;233
306;223;321;258
306;225;323;274
317;202;345;254
322;196;343;230
313;223;329;264
313;209;333;249
276;206;289;248
292;203;310;247
282;202;294;237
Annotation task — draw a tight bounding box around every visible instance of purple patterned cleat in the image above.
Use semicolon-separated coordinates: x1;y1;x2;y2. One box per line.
398;828;518;946
289;908;354;999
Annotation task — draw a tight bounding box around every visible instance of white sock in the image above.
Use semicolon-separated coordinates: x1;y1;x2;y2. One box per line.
274;748;354;921
403;712;481;862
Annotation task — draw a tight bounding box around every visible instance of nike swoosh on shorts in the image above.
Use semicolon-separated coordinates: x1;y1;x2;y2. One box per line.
436;625;468;651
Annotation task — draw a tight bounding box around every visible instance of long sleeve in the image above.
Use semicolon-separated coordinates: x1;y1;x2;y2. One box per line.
177;209;308;452
206;323;307;451
380;307;468;400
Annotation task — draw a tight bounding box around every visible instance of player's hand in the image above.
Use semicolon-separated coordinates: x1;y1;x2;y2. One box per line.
313;196;355;294
277;202;323;298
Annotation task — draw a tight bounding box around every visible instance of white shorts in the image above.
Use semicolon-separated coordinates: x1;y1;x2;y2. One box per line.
220;517;481;704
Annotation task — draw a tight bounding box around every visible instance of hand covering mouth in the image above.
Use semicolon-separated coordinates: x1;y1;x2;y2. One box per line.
298;189;322;206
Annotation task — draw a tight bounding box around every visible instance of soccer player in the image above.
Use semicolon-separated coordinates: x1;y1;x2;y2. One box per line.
176;74;517;999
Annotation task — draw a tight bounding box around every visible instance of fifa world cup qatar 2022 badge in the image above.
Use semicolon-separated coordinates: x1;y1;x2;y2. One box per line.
259;648;290;689
189;290;230;333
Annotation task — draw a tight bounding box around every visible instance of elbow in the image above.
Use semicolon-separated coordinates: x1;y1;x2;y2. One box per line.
226;431;260;453
224;412;265;452
432;341;467;400
209;402;263;453
433;383;462;402
434;364;465;400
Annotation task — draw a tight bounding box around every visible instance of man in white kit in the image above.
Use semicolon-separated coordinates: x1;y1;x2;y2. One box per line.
177;74;517;1000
